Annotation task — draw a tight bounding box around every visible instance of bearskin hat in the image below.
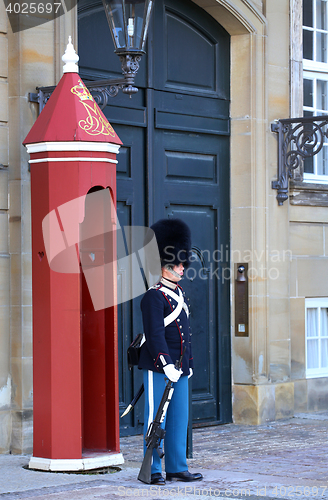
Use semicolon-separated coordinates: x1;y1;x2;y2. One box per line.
150;218;192;268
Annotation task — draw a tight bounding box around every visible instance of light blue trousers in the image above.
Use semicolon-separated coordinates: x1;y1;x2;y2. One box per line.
143;369;189;475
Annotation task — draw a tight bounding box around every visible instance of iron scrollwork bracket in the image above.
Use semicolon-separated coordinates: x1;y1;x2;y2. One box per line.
28;78;129;114
271;115;328;205
28;51;143;113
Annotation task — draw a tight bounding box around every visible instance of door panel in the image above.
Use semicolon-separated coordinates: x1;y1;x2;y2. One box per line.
165;12;217;92
167;206;218;422
155;123;229;423
152;0;230;99
153;90;229;137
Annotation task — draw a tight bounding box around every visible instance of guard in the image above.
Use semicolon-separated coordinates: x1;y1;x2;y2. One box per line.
138;218;203;485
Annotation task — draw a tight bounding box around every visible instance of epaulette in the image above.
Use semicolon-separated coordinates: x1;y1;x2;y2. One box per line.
148;283;162;291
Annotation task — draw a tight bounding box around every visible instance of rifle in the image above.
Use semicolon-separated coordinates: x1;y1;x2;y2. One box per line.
137;348;186;484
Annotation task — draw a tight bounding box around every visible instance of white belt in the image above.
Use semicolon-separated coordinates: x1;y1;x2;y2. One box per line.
160;286;188;326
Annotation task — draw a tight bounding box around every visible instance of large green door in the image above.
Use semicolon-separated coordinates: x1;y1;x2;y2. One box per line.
78;0;231;435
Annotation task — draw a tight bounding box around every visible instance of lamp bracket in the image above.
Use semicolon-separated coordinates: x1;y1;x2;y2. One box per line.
28;76;136;114
271;115;328;205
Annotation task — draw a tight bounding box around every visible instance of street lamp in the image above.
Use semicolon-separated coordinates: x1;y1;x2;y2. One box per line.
29;0;154;111
102;0;154;95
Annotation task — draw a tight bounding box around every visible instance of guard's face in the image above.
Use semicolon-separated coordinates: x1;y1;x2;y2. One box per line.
162;263;184;282
174;263;184;278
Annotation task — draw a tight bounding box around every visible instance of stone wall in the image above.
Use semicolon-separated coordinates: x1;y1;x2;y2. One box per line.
290;205;328;412
0;0;10;454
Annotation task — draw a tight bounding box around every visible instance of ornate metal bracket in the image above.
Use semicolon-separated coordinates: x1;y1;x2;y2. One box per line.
28;52;142;113
29;78;128;113
271;115;328;205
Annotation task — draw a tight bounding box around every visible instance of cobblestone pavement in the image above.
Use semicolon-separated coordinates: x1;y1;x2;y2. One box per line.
1;412;328;500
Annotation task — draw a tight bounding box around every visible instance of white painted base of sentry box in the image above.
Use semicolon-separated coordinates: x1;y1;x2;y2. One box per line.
28;452;124;472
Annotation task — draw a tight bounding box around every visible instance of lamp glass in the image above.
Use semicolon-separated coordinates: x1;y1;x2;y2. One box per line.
102;0;154;52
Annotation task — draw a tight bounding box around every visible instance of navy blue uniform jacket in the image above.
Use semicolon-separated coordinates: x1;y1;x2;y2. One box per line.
138;281;194;376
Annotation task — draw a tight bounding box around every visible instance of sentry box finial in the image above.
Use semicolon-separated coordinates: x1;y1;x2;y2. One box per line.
62;36;79;73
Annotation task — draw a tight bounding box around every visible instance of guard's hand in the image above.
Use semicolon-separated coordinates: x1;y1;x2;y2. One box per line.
163;364;183;383
188;368;193;379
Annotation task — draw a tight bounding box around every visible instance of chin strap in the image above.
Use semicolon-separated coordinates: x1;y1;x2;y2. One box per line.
164;264;181;279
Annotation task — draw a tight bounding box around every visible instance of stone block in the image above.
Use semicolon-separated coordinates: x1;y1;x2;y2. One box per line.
22;357;33;409
8;98;30;180
22;305;32;358
9;218;21;254
275;382;294;419
267;205;289;265
0;169;8;210
0;81;8;123
0;1;7;33
8;30;20;99
290;298;306;380
10;305;22;359
22;181;31;253
232;337;253;385
11;357;22;408
22;252;32;306
289;205;328;224
248;293;268;378
290;223;324;256
290;258;298;298
325;226;328;257
10;253;21;307
231;207;252;255
11;307;32;361
0;125;8;167
307;377;328;411
20;23;55;94
0;35;8;79
11;410;33;454
233;384;276;424
0;255;10;306
0;411;11;453
297;258;328;297
230;119;252;208
266;0;289;68
267;260;290;299
293;379;308;412
269;340;291;382
233;384;259;425
269;298;290;342
0;213;8;253
11;356;32;411
231;35;251;118
258;384;276;423
204;5;249;36
0;306;10;391
267;65;289;123
9;180;21;218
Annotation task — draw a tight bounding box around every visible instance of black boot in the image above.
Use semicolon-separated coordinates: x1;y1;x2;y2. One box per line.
166;470;203;482
151;473;166;485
